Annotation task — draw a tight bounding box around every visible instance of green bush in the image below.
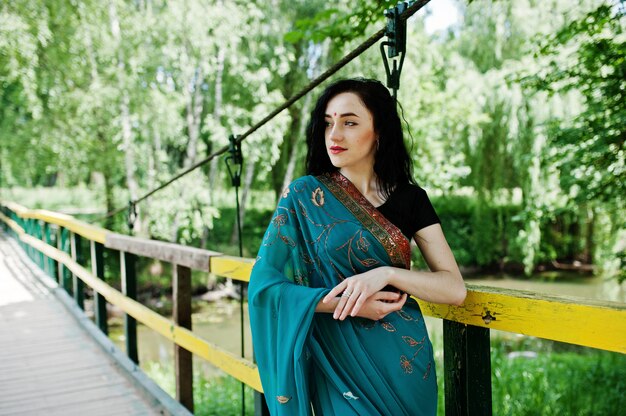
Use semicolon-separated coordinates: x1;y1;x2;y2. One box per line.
433;194;525;269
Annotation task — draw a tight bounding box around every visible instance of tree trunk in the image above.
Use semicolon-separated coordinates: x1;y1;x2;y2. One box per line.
271;105;301;199
100;128;116;231
209;158;220;203
173;53;207;241
103;174;115;230
184;66;204;168
583;205;594;264
109;0;141;233
281;94;312;192
208;47;225;204
214;47;225;121
141;128;162;235
121;93;139;200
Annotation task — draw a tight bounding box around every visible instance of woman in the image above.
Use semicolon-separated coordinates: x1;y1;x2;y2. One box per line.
249;78;466;415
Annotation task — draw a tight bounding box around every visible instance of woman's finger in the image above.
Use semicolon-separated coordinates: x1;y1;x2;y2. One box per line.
374;291;402;301
349;292;369;317
395;293;408;308
324;280;347;303
333;286;353;319
381;293;408;315
339;292;367;320
335;286;359;321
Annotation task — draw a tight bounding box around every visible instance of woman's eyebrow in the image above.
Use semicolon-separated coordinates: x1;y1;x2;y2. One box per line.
324;112;360;118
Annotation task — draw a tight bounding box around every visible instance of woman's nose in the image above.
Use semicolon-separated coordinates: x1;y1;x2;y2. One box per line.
328;124;343;141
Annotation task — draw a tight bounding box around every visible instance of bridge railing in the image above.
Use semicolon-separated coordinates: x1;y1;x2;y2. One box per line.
1;201;625;416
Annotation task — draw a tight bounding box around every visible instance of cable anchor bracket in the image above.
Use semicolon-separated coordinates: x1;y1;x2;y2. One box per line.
380;1;409;100
127;200;138;234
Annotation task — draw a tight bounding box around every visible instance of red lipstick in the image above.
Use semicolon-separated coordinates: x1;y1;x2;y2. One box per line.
330;146;346;154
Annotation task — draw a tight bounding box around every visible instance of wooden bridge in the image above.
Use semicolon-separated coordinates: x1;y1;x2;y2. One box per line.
1;201;625;415
0;232;190;415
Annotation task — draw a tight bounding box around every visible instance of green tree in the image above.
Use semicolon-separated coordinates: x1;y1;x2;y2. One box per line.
522;3;626;278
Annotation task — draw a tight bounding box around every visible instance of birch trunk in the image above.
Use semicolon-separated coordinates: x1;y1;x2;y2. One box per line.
281;94;312;192
208;47;226;204
184;66;204;167
109;0;140;232
100;130;116;230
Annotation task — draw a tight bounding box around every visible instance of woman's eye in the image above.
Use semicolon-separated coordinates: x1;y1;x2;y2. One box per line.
324;121;332;128
345;121;357;126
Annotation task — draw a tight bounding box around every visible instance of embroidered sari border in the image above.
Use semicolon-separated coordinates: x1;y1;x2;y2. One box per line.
317;172;411;269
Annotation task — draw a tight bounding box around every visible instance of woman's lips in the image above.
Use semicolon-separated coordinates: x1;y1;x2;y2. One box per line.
330;146;346;154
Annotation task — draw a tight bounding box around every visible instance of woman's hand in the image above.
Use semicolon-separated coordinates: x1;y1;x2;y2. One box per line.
353;291;407;321
323;266;393;320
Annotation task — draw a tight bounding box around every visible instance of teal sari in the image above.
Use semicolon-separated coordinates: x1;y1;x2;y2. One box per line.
249;172;437;415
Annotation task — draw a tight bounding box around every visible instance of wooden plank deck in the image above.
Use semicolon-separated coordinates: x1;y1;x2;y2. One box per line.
0;233;185;416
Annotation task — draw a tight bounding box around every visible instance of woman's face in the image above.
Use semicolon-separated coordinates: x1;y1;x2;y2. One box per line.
324;92;377;172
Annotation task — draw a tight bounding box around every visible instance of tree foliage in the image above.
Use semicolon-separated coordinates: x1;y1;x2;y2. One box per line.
524;3;625;206
1;0;623;278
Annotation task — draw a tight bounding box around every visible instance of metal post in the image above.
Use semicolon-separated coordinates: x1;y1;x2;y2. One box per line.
29;219;36;261
48;224;60;283
38;221;45;268
121;250;138;364
35;220;44;268
26;219;34;261
91;240;108;334
70;232;85;310
58;227;72;295
42;222;50;277
173;264;194;412
254;389;270;416
443;320;492;416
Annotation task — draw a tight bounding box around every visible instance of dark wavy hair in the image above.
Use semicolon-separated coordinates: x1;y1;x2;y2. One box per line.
305;78;415;198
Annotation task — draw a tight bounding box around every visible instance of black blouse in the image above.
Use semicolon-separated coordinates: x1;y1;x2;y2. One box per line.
376;183;440;241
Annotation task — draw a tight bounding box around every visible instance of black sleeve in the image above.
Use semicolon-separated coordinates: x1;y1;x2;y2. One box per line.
376;183;441;240
411;186;440;233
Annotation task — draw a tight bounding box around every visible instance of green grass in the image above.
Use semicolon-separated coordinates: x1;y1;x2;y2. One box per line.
489;337;626;416
145;362;255;416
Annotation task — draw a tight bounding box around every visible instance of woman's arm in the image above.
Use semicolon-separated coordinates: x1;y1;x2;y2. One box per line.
390;223;466;305
324;223;466;320
316;291;409;320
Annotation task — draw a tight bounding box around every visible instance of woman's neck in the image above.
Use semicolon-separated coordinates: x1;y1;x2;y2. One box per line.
339;167;379;199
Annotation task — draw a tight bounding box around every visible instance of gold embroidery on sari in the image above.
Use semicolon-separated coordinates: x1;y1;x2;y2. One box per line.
398;335;431;378
311;187;325;206
396;309;414;321
381;321;397;332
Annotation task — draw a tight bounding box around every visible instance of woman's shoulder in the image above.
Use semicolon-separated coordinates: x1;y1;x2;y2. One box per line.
279;175;321;199
287;175;324;190
393;182;429;201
